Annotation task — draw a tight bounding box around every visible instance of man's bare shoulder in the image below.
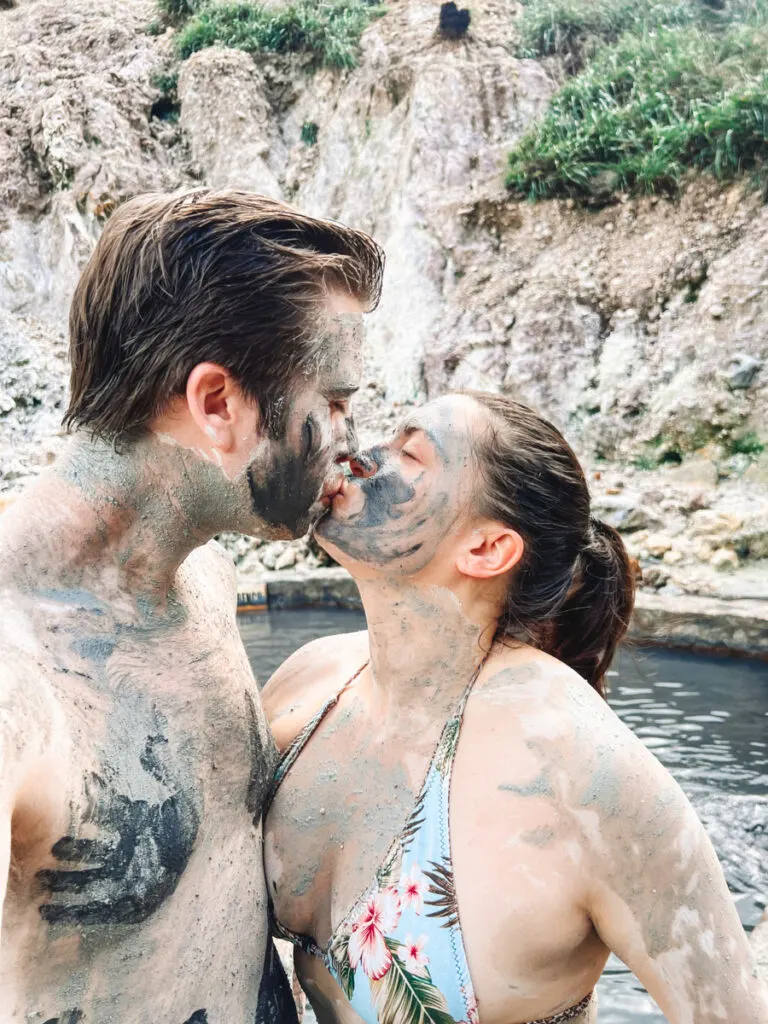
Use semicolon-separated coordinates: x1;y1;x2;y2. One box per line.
261;630;369;751
0;596;61;793
180;539;237;610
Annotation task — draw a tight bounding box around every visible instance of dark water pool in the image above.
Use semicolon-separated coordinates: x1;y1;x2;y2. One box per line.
239;609;768;1023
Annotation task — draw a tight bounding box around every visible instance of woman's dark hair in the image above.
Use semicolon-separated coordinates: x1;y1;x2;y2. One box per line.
64;188;384;439
462;391;636;697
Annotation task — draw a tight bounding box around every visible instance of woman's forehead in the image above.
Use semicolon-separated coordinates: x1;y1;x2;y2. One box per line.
396;394;483;442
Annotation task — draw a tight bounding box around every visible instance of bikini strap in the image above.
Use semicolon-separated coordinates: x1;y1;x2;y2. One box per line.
456;653;487;719
428;650;490;780
263;660;370;817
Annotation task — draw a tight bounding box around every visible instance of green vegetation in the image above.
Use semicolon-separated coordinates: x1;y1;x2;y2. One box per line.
509;0;768;201
157;0;204;21
174;0;383;69
517;0;700;69
301;120;319;145
729;431;766;456
150;70;181;122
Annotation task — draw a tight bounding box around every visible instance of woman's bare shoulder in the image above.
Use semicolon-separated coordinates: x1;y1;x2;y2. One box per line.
261;629;369;751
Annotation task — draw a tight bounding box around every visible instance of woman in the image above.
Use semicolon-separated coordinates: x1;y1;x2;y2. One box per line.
261;392;767;1024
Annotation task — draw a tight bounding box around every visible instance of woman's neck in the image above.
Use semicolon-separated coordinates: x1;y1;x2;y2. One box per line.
356;576;497;727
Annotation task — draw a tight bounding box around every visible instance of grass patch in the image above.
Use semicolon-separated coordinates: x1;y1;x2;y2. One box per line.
174;0;383;69
508;15;768;201
301;120;319;144
150;70;181;122
157;0;204;21
729;431;766;456
516;0;701;70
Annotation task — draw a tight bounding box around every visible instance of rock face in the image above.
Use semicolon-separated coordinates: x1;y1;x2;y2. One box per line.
0;0;189;321
1;0;767;628
0;310;68;493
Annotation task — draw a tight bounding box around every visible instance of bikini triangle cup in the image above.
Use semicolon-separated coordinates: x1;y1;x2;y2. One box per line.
265;656;593;1024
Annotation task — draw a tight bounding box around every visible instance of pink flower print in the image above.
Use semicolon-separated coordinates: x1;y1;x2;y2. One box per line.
399;862;427;914
402;933;429;975
463;990;480;1024
347;888;402;980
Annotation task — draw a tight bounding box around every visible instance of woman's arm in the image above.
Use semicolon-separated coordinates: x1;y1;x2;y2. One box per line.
261;630;369;752
585;736;768;1023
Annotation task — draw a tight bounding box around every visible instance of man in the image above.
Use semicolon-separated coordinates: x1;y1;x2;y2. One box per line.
0;189;384;1024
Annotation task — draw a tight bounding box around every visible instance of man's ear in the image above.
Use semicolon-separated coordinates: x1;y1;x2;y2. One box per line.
455;526;524;580
186;363;259;452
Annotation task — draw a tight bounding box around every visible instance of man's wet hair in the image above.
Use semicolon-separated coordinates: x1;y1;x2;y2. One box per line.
64;188;384;439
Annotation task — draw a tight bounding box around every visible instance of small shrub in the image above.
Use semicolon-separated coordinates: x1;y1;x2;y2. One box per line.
175;0;383;69
729;431;766;456
507;21;768;201
158;0;201;21
516;0;699;70
301;120;319;145
150;70;181;122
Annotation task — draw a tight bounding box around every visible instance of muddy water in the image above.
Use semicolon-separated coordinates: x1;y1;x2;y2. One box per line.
239;609;768;1023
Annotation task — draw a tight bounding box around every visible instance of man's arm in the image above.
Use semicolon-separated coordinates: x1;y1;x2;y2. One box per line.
0;665;55;944
584;735;768;1022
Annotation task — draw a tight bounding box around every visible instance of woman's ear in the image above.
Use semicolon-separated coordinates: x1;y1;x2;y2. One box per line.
456;526;524;580
186;363;259;453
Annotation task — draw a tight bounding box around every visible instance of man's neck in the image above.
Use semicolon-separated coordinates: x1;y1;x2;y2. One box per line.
356;576;496;728
0;432;244;606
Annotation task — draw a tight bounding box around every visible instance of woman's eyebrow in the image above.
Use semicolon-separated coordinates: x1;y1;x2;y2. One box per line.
399;422;444;456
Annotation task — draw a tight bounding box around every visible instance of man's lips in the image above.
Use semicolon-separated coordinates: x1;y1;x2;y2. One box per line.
319;474;346;507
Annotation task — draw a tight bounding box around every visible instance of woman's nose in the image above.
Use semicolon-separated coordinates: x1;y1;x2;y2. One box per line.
347;452;379;479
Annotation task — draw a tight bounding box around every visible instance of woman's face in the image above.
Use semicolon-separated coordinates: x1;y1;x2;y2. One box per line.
315;394;484;577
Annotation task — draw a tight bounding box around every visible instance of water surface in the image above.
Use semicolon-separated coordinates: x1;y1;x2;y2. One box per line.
240;609;768;1023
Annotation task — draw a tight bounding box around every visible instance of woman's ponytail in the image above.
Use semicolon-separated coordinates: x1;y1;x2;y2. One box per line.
546;518;636;697
462;391;637;699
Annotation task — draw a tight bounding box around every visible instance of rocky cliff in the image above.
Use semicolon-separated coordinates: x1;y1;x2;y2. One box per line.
1;0;766;623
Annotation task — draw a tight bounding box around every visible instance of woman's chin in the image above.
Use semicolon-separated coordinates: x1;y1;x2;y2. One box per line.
312;523;374;579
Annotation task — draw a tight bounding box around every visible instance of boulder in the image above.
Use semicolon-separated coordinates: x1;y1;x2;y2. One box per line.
689;510;744;539
724;353;762;390
664;459;718;490
710;548;739;573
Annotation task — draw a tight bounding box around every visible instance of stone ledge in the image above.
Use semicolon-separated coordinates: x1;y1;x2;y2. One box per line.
632;590;768;656
238;568;361;612
238;570;768;657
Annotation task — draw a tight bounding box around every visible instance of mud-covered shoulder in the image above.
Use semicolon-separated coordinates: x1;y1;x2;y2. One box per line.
0;598;63;803
180;539;237;614
470;647;675;826
261;630;369;751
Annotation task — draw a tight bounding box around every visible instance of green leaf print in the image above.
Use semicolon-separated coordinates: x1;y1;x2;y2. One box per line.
377;837;404;889
400;785;427;849
329;931;355;1001
424;858;460;930
432;717;460;779
369;938;458;1024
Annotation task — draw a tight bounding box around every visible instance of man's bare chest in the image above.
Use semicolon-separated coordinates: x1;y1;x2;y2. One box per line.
12;616;275;932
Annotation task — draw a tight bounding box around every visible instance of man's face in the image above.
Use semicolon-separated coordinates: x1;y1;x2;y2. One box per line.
243;292;365;539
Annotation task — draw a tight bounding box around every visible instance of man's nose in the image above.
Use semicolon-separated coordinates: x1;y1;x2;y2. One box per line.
334;414;359;462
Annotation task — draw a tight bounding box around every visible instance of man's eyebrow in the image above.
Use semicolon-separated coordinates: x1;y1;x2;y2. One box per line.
324;384;360;400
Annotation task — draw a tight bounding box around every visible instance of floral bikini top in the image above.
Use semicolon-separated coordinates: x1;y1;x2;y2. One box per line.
265;662;593;1024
